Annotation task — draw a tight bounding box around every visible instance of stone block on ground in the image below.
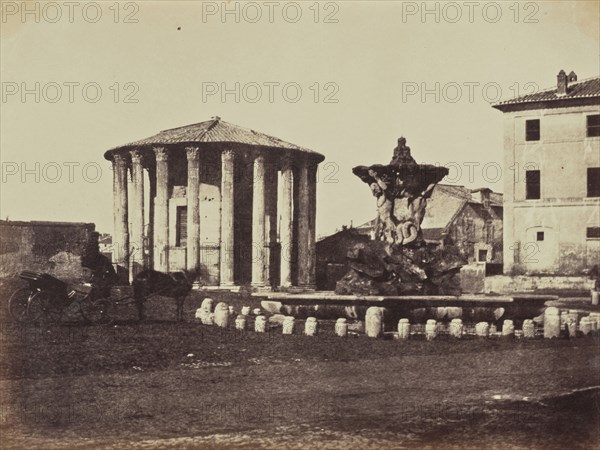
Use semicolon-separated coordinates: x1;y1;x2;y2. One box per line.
255;315;266;333
449;319;463;338
475;322;489;338
522;319;535;338
365;307;383;338
502;320;515;337
304;317;318;336
214;302;229;328
425;319;437;341
543;306;561;339
335;318;348;337
397;319;410;340
282;316;295;335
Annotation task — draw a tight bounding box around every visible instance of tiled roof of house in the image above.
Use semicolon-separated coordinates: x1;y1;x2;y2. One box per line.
105;117;324;161
421;185;470;230
493;76;600;109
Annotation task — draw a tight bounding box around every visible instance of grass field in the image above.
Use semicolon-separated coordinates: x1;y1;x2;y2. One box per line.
1;285;599;449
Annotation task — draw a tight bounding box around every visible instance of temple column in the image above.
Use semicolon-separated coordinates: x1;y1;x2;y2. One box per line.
220;149;235;287
307;161;318;287
130;150;145;279
280;154;294;287
112;154;129;282
153;147;169;272
264;158;278;286
297;158;312;288
251;153;266;287
186;147;200;274
147;166;156;269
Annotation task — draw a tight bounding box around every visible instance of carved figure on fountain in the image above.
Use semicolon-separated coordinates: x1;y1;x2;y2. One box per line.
336;137;466;296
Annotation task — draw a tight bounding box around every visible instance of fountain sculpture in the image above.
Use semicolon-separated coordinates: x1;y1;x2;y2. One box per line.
257;135;552;324
335;137;466;296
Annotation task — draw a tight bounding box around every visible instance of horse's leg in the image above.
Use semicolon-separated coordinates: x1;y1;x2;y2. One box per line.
176;297;183;322
136;299;145;322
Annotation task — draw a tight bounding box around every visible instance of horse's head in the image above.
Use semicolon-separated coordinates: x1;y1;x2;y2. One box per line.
173;269;199;290
586;265;600;279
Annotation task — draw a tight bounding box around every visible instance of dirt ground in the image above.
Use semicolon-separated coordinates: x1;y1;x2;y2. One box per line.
0;285;599;449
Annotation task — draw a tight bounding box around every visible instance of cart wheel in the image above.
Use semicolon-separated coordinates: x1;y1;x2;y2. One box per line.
36;292;63;324
81;299;113;325
8;288;39;323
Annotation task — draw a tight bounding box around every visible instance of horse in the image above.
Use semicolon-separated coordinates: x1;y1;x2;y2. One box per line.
131;270;194;322
587;265;600;291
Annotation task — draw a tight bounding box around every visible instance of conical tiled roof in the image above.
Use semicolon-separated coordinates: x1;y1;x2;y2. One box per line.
104;117;324;161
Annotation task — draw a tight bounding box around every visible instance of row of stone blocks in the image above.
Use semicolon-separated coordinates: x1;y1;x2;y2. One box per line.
195;300;600;339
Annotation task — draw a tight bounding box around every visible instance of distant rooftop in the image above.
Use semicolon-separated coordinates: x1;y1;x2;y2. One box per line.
0;219;95;228
493;71;600;112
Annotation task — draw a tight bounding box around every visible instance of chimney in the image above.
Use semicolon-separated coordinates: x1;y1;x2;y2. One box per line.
557;70;568;96
480;188;491;210
568;71;577;82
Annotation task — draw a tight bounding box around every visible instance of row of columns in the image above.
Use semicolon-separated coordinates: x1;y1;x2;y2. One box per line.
111;147;318;288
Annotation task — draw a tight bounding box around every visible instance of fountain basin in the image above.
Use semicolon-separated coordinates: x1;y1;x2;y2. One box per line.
253;291;555;322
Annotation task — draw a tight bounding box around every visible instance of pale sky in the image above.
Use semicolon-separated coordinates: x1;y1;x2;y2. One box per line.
1;1;599;237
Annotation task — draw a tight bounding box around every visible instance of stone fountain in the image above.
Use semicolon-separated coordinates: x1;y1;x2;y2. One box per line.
335;137;466;296
255;136;552;324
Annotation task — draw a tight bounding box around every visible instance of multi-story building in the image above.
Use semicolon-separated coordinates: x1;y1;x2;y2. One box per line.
493;71;600;275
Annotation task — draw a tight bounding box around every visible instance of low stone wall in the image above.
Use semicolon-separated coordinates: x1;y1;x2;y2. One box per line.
484;275;593;294
459;263;486;293
0;220;96;281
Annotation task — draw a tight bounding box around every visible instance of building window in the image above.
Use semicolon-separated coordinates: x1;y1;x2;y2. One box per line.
537;231;544;241
525;119;540;141
526;170;541;199
587;227;600;239
588;168;600;197
587;114;600;137
478;249;488;262
176;206;187;247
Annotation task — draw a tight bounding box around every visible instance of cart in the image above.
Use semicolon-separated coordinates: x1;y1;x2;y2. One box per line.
8;271;111;324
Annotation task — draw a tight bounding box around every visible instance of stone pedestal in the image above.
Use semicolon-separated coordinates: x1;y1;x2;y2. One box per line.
502;320;515;337
522;320;535;338
475;322;489;338
449;319;463;338
397;319;410;340
543;307;561;339
282;316;295;335
214;302;229;328
255;315;266;333
199;298;213;325
335;318;348;337
425;319;437;341
366;307;383;338
304;317;318;336
235;315;247;331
